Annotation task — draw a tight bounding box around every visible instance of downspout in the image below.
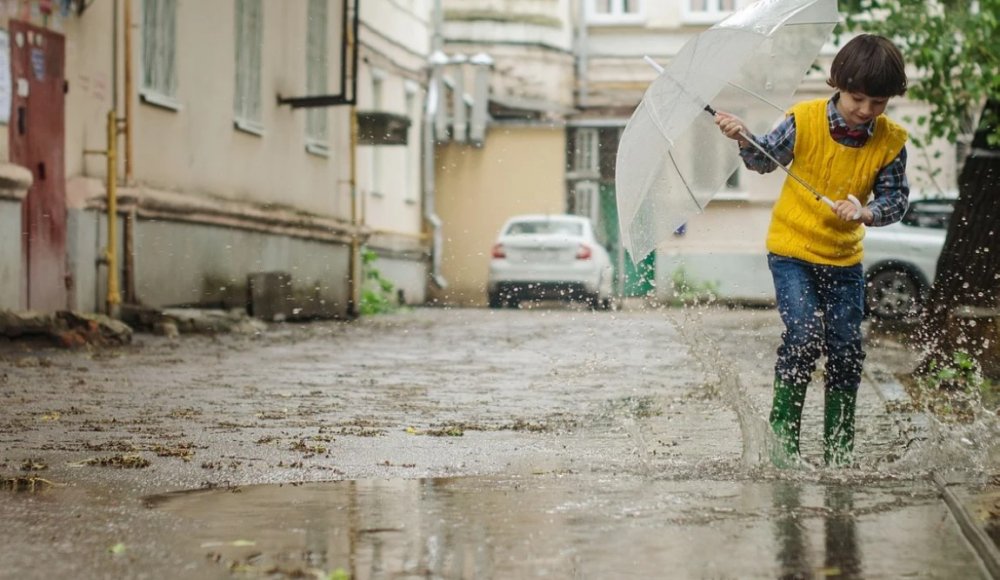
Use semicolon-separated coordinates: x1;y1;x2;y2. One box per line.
576;0;588;108
349;106;361;316
122;0;136;304
425;0;447;289
347;39;361;315
123;0;134;183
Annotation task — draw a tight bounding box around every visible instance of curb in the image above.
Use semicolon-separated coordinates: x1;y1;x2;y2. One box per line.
865;364;1000;579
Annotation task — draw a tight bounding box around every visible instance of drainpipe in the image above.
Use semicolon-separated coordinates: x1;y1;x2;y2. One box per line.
346;11;361;317
576;0;588;108
424;0;447;289
123;0;134;184
450;54;467;143
424;54;447;289
348;108;361;316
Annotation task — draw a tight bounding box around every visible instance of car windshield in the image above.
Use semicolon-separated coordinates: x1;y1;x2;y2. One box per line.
506;220;583;236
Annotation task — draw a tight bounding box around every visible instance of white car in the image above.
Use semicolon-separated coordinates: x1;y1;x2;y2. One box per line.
487;214;614;309
862;197;954;320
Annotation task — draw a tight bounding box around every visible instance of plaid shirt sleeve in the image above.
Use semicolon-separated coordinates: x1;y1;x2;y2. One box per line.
738;115;796;173
867;147;909;227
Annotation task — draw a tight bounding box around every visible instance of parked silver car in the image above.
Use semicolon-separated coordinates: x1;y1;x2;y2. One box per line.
863;197;954;320
487;214;614;309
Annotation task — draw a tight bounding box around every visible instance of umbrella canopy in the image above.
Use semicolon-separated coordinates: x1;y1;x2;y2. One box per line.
615;0;840;263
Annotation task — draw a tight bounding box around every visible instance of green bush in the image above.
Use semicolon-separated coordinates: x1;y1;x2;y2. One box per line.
669;265;719;306
359;248;399;316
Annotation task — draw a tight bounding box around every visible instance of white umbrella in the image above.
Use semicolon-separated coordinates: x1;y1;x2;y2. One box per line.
615;0;842;262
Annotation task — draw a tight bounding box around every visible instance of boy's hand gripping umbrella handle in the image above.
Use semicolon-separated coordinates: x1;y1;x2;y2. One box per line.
642;56;863;220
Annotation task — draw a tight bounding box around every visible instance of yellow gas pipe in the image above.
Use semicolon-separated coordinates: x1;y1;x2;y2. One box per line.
105;109;121;315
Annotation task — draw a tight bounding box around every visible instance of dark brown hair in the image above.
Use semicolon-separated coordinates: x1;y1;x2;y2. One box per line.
827;34;907;97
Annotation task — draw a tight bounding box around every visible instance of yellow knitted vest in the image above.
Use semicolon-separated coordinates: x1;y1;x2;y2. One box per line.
766;98;908;266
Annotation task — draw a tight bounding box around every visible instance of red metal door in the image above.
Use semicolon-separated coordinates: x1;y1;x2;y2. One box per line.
9;20;66;311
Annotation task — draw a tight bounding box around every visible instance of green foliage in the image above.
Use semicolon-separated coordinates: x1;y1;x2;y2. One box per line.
921;350;984;391
669;266;719;305
840;0;1000;146
914;350;993;418
359;248;399;316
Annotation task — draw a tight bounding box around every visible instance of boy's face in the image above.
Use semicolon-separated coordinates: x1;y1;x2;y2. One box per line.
836;91;890;128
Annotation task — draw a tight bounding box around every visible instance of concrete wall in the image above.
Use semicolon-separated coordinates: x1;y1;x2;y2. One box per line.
67;206;351;315
431;124;567;305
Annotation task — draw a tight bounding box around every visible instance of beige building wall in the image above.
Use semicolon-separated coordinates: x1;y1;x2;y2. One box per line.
431;125;567;305
65;0;353;218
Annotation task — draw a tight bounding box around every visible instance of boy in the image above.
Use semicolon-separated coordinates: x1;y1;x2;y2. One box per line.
715;34;909;467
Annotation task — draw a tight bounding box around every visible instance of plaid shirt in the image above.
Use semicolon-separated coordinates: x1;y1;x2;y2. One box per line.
739;96;909;227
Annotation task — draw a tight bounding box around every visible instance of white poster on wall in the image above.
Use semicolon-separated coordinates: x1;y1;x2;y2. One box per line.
0;30;10;125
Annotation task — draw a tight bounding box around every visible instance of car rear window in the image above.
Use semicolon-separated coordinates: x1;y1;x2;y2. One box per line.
506;220;583;236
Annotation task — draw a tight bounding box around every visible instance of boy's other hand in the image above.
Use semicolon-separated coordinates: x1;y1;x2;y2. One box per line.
832;199;873;224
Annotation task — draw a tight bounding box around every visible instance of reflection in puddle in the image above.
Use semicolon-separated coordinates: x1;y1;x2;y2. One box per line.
147;475;981;579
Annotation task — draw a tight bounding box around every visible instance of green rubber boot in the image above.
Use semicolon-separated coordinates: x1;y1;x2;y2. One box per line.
824;389;858;467
769;377;808;468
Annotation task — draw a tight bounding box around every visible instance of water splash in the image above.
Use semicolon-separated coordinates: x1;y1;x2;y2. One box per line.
673;306;780;470
884;406;1000;481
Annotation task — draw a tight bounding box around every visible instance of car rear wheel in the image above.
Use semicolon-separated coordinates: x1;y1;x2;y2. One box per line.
866;268;921;320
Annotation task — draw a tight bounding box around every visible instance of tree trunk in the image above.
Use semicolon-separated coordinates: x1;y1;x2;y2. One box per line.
918;100;1000;378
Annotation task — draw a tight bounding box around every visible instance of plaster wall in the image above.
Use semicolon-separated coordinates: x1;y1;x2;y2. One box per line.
431;124;567;305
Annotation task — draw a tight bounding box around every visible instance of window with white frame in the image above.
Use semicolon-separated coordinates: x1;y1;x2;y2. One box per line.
305;0;328;151
588;0;644;24
141;0;178;107
683;0;737;24
234;0;263;133
573;181;600;223
574;128;599;176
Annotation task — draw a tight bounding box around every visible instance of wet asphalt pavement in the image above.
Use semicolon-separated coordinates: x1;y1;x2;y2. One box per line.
0;305;997;579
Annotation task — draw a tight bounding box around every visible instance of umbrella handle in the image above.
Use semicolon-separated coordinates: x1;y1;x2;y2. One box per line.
819;193;862;220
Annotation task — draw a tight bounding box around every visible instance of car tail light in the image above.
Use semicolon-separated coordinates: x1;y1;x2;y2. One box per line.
576;244;592;260
491;243;506;259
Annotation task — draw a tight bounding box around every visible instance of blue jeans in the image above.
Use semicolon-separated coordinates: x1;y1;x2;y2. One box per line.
767;254;865;392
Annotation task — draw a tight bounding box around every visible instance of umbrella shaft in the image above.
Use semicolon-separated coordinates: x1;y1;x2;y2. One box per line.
734;128;834;209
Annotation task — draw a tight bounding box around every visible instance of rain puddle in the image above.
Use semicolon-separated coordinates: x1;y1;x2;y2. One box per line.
146;475;983;579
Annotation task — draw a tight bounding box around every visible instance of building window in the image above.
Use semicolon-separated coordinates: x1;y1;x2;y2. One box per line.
234;0;263;134
588;0;644;24
574;128;599;176
141;0;179;108
683;0;736;24
573;181;600;223
305;0;328;152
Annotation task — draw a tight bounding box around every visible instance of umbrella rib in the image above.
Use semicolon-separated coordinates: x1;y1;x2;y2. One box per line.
668;151;704;212
725;81;786;114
